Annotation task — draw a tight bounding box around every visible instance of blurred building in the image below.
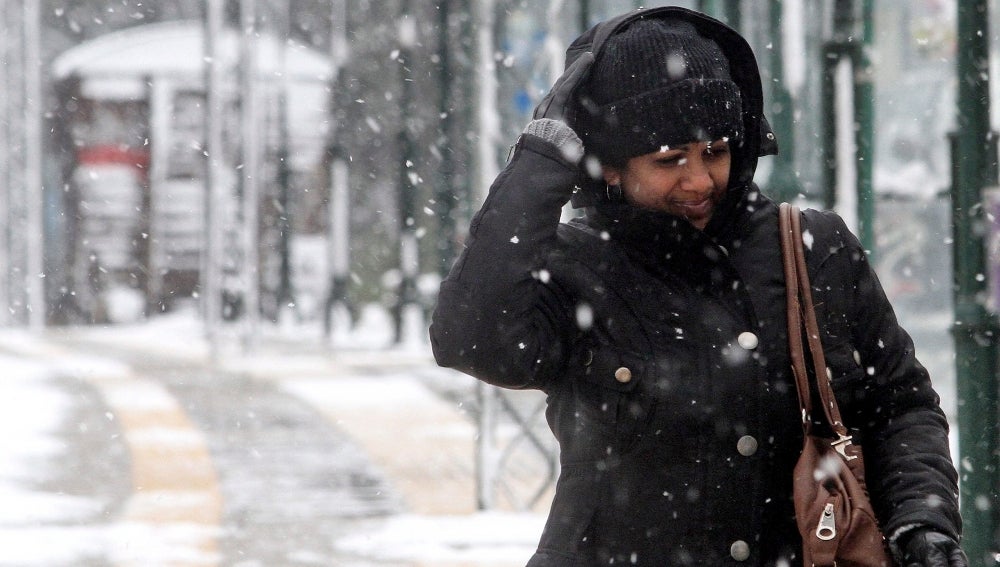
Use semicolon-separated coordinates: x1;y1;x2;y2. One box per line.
50;21;331;322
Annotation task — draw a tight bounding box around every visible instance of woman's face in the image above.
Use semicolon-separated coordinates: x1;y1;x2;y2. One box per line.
602;139;731;230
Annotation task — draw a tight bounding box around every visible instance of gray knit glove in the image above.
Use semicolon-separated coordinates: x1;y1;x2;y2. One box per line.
523;118;584;165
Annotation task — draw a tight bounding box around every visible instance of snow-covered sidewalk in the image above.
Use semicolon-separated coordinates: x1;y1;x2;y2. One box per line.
0;311;546;566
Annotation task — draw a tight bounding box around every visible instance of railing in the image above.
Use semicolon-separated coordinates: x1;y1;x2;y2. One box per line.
475;383;558;512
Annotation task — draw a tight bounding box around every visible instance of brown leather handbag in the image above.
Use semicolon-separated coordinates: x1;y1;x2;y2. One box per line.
779;203;892;567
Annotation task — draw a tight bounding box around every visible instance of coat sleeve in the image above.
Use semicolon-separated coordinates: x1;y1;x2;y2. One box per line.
814;212;962;543
429;134;581;390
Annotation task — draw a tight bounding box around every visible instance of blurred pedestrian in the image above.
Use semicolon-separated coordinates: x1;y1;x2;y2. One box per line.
430;6;964;566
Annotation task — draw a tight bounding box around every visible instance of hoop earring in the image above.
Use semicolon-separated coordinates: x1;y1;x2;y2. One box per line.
606;184;623;202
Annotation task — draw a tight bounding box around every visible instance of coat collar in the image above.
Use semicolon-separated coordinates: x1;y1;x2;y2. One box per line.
583;182;764;254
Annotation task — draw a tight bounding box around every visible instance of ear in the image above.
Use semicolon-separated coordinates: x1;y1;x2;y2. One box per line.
602;166;621;186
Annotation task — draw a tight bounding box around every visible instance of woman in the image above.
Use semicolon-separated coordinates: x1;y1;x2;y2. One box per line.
430;6;964;566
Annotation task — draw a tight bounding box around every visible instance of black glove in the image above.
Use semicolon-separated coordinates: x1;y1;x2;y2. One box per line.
899;528;968;567
532;51;595;123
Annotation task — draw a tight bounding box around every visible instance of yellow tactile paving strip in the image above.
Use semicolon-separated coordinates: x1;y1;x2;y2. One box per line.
0;333;224;567
85;374;223;566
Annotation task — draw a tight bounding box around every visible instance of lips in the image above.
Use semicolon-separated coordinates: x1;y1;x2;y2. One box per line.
672;196;714;217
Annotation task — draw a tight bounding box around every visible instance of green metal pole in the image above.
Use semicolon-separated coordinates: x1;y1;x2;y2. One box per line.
722;1;741;30
697;1;741;31
275;0;294;320
820;42;839;211
952;1;1000;564
395;0;419;344
436;0;457;277
821;1;859;213
852;0;875;255
765;0;802;204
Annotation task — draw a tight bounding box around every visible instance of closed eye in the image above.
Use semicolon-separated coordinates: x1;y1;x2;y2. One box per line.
655;155;686;167
705;140;730;158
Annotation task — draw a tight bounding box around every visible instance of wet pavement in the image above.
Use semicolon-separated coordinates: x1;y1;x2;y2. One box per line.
165;368;400;566
0;322;537;567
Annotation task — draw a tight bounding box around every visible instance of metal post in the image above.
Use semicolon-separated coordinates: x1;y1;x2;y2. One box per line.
23;0;44;330
275;0;295;325
4;2;27;325
324;0;352;341
475;0;500;205
0;0;10;326
476;381;498;509
395;0;422;346
147;77;172;314
545;1;566;92
820;40;839;211
698;0;740;27
457;0;478;227
326;155;350;337
722;1;742;29
952;1;1000;563
473;0;501;509
435;0;458;277
851;0;875;255
765;0;802;204
204;0;226;352
821;1;859;214
240;0;261;349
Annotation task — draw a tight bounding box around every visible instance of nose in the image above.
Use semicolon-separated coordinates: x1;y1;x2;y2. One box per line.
681;153;714;193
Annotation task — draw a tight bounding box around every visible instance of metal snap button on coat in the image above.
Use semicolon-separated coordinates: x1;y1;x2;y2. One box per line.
730;540;751;561
614;366;632;383
737;435;758;457
737;331;759;350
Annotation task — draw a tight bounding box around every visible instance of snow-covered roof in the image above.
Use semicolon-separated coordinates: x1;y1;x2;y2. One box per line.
52;21;332;99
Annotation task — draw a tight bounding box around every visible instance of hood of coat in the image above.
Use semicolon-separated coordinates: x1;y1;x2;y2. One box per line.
566;7;776;239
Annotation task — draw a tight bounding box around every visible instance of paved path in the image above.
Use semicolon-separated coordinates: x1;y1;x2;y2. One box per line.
0;325;544;566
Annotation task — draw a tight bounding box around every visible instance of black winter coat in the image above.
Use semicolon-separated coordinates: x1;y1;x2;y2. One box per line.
430;7;960;567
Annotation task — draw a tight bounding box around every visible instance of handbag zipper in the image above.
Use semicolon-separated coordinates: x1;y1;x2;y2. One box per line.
816;503;836;541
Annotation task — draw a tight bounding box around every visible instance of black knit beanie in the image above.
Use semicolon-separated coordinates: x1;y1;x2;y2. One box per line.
581;18;744;166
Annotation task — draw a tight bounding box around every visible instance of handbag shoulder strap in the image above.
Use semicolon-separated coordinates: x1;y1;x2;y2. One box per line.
779;203;813;432
779;203;851;439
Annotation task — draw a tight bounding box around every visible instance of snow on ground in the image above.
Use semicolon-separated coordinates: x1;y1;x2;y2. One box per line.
0;355;69;507
0;309;545;566
333;513;545;565
0;351;111;565
0;353;107;525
